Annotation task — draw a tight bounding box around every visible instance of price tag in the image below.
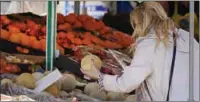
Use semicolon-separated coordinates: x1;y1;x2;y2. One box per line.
33;69;62;93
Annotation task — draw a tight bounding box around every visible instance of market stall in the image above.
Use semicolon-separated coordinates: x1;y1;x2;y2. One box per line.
0;1;197;101
0;1;136;101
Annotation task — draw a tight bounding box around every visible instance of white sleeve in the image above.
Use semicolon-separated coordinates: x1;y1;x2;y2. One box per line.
102;39;155;93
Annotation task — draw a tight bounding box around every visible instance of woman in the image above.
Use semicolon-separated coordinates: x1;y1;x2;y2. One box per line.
81;2;199;101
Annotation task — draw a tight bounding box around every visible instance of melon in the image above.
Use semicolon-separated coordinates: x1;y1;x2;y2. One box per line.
125;95;136;101
1;78;13;85
32;72;44;82
15;73;36;89
81;54;102;71
60;74;77;91
60;91;70;99
107;91;126;101
76;80;87;87
45;83;60;97
74;89;83;93
84;82;100;95
90;91;107;101
60;91;69;96
55;79;62;90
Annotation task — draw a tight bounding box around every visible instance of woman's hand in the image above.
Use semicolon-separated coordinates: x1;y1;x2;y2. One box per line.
80;66;101;80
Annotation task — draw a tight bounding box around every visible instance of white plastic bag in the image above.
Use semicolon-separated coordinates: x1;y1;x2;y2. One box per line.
2;1;65;16
3;1;47;15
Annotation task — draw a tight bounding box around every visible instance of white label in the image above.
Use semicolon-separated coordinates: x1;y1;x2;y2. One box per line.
55;50;60;58
33;69;62;93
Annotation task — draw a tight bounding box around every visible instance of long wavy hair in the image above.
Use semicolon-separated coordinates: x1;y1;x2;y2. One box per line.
129;2;177;54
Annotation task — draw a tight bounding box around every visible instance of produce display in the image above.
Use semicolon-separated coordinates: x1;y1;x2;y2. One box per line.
0;13;134;55
1;72;136;101
0;12;135;101
0;12;133;74
0;50;133;101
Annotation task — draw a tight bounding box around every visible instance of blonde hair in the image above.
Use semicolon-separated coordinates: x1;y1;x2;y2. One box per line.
129;2;177;54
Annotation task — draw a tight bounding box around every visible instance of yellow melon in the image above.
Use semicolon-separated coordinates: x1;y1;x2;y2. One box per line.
81;54;102;71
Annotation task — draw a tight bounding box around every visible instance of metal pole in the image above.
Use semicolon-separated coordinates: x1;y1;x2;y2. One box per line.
189;1;194;101
53;1;57;60
46;1;57;71
74;1;80;15
83;1;87;14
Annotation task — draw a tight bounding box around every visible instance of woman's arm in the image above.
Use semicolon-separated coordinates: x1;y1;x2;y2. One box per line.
99;39;156;93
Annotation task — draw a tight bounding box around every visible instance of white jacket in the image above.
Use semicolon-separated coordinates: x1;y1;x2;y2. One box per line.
102;29;199;101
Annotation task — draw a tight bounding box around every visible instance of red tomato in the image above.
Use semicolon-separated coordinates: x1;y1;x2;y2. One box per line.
5;64;20;73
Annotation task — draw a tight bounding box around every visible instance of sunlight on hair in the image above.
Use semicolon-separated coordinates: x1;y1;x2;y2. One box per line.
129;1;177;55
